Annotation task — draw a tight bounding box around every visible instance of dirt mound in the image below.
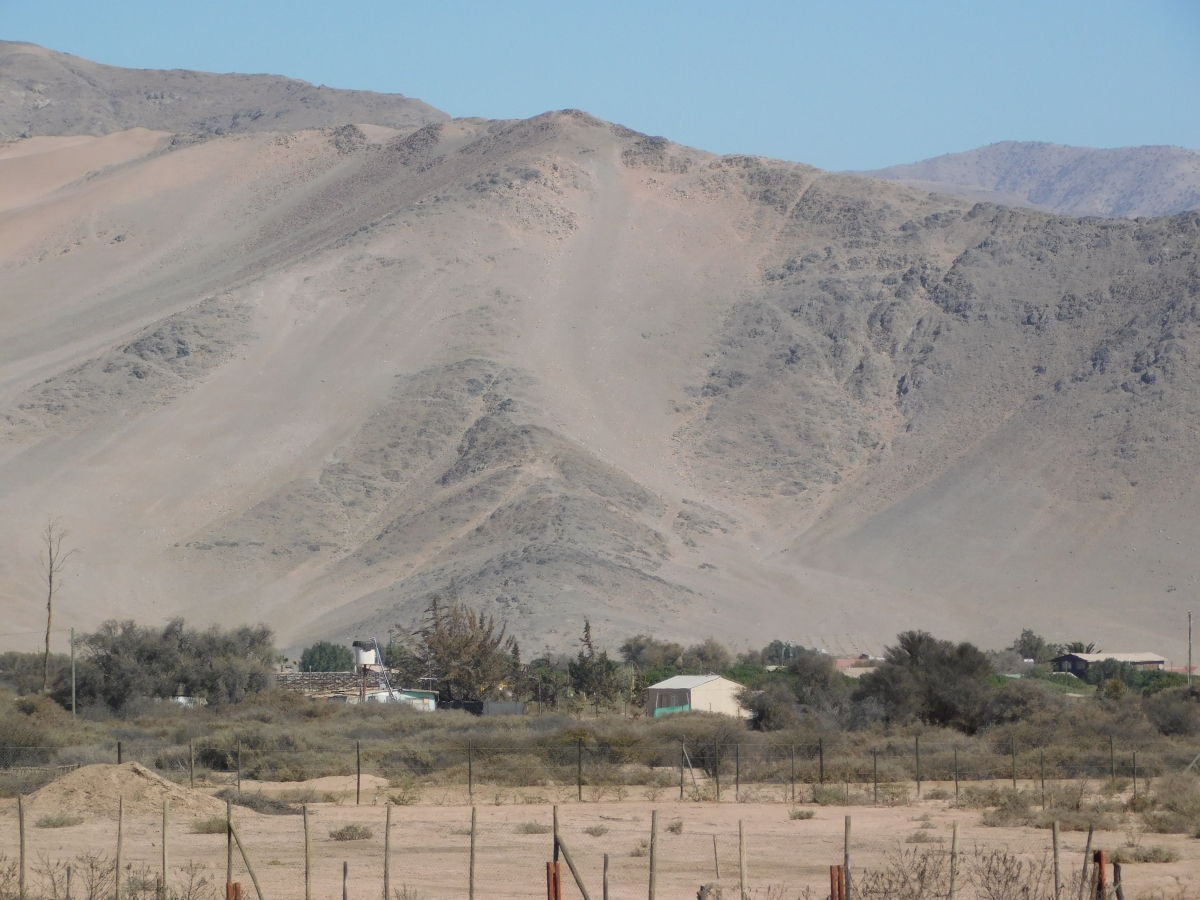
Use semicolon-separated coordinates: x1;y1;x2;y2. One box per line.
27;763;226;819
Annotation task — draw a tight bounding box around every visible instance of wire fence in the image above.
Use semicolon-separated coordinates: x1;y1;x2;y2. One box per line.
4;736;1195;799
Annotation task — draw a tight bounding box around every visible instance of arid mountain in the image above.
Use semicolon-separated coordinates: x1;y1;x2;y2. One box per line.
863;141;1200;219
0;42;446;140
2;55;1199;661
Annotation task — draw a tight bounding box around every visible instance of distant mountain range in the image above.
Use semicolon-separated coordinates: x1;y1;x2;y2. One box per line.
0;41;445;139
861;141;1200;218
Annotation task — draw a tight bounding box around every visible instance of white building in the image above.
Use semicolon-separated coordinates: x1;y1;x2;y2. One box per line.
647;674;746;718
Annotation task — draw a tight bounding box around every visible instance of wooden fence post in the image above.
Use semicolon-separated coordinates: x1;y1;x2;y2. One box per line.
342;862;348;900
1052;820;1061;900
577;739;584;801
1078;824;1094;900
738;819;747;900
116;796;124;900
953;746;959;802
162;800;170;898
237;742;242;793
303;805;311;900
17;794;24;900
469;806;477;900
819;738;825;785
226;799;233;894
648;810;658;900
735;743;740;801
117;741;123;765
468;740;473;799
679;744;685;801
1109;735;1116;786
189;739;195;789
383;804;391;900
357;741;362;806
843;815;852;900
228;820;264;900
790;745;796;803
1011;738;1017;790
603;854;609;900
949;821;958;900
1133;750;1138;800
1094;850;1107;900
712;835;720;878
872;750;878;805
1041;750;1046;810
915;736;921;798
553;805;592;900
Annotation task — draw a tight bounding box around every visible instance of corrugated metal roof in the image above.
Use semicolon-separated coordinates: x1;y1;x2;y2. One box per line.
1053;652;1165;663
647;674;723;690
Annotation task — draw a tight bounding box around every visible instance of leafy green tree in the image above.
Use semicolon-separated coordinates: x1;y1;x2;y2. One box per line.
52;618;276;710
300;641;354;672
401;594;516;701
1065;641;1097;653
854;631;994;732
1008;629;1062;663
568;619;620;702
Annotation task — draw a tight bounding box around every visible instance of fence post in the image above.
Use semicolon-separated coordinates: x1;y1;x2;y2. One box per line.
1132;751;1138;800
577;738;583;802
189;739;195;789
17;794;24;900
843;815;852;900
949;821;958;900
357;740;362;805
303;805;311;900
384;804;391;900
735;743;740;801
343;862;348;900
872;750;878;805
116;796;124;900
1078;824;1094;900
953;746;959;802
226;799;233;894
237;742;242;793
469;806;477;900
915;735;921;798
1041;750;1047;810
1109;735;1115;787
738;819;747;900
715;745;720;802
1011;737;1017;790
648;810;658;900
679;743;685;800
603;853;609;900
117;741;123;765
162;800;170;899
1094;850;1107;899
819;738;825;785
468;740;473;799
1052;820;1061;900
790;745;796;803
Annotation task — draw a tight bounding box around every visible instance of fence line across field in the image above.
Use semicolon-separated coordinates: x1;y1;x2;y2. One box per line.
2;738;1194;802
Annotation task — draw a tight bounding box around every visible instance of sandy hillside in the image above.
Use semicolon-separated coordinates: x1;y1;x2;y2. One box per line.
1;75;1199;657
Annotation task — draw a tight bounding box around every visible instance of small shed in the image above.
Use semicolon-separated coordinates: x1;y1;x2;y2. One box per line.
647;674;746;718
1050;652;1166;675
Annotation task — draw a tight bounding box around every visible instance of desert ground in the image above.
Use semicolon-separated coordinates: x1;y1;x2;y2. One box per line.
0;764;1195;900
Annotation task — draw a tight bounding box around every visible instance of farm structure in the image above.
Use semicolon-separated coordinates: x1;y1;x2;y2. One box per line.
1050;652;1167;675
646;674;746;718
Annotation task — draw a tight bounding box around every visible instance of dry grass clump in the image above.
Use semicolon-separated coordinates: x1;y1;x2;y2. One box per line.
515;822;552;834
35;812;83;828
215;787;298;815
666;819;683;834
789;808;814;820
191;816;227;834
905;831;943;844
630;840;649;857
330;824;373;841
1109;844;1178;864
584;825;608;837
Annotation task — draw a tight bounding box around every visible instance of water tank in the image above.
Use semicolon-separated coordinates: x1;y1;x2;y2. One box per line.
351;640;377;667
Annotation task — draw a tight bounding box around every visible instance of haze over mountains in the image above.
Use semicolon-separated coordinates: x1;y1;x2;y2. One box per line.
2;44;1199;660
863;141;1200;219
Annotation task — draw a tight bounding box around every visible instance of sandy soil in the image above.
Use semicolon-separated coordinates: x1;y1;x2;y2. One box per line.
2;772;1196;900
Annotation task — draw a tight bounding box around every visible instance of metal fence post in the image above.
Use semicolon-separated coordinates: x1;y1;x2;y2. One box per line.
577;738;583;801
915;735;921;798
468;740;473;799
790;744;795;803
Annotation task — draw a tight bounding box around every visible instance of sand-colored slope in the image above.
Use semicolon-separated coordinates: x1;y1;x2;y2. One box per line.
2;112;1199;659
0;41;446;140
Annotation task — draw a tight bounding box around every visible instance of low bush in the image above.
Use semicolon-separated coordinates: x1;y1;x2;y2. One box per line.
515;822;552;834
1109;845;1178;864
36;812;82;828
905;830;943;844
584;825;608;837
666;819;683;834
192;817;227;834
789;808;814;820
215;788;297;815
330;824;373;841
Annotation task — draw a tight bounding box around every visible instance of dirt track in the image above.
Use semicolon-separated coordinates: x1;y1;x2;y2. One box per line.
3;771;1197;899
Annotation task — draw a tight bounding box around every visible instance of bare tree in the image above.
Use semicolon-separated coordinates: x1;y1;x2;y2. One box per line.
40;519;75;693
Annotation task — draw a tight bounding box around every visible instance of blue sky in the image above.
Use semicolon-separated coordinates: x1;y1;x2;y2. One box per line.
5;0;1199;170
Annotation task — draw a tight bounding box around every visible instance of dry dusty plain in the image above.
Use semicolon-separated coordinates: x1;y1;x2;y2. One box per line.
1;765;1197;899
